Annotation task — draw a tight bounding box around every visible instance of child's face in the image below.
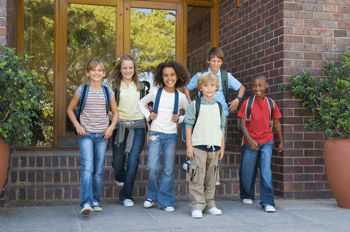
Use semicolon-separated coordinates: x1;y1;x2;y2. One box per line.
199;80;217;99
252;77;269;99
162;67;178;89
86;64;106;83
121;60;134;81
207;56;223;74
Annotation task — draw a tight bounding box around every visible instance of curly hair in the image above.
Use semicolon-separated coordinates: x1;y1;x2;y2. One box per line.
153;61;191;89
197;72;219;91
108;55;140;92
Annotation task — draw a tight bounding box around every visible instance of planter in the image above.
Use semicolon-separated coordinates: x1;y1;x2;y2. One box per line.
0;138;10;193
323;138;350;209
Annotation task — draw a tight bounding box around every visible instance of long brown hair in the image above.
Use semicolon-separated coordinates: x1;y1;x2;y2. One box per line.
108;55;140;92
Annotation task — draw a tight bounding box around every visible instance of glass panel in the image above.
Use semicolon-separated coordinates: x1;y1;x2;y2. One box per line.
24;0;55;147
131;8;176;91
187;6;211;76
65;4;116;133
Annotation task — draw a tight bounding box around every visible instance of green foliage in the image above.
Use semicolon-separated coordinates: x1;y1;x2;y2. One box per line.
281;52;350;138
0;46;46;147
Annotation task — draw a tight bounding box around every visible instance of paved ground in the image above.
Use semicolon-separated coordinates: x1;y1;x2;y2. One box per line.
1;198;350;232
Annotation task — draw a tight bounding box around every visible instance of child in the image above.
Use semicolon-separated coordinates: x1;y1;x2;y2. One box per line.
107;55;147;207
138;61;190;212
67;58;119;215
185;72;226;219
237;74;283;212
183;47;245;184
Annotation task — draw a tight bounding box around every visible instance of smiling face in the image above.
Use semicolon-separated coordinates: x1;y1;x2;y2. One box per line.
86;64;106;83
199;80;218;100
252;77;269;100
207;56;223;74
162;67;178;92
121;60;135;82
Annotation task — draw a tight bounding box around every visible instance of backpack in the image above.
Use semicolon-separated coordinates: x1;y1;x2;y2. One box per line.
182;97;223;142
74;84;110;134
115;82;146;106
200;69;229;103
149;87;179;125
237;95;275;132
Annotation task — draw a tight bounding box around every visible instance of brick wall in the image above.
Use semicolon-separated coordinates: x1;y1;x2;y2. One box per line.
6;0;17;48
219;0;350;199
0;0;6;46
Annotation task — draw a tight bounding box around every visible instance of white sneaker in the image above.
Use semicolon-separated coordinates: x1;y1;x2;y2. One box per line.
264;205;276;212
143;199;154;208
92;202;102;212
215;181;221;186
207;207;222;215
243;199;253;204
191;210;203;218
183;160;191;171
164;206;175;212
116;181;124;186
123;199;135;207
81;204;92;215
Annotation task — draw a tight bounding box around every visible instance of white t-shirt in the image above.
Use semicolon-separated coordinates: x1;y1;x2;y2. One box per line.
138;88;189;134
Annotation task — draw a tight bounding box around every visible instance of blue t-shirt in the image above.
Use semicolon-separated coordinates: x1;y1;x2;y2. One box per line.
187;68;241;116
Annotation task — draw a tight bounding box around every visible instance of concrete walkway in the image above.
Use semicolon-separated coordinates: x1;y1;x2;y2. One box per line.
1;198;349;232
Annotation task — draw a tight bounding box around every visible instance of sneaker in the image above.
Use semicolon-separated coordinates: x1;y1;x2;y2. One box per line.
207;207;222;215
116;181;124;186
191;210;203;219
164;206;175;212
183;160;191;171
215;181;221;186
143;199;154;208
123;199;135;207
242;199;253;204
81;204;92;215
264;205;276;213
92;202;102;212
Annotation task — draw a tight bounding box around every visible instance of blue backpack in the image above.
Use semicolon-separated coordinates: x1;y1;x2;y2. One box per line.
149;88;179;125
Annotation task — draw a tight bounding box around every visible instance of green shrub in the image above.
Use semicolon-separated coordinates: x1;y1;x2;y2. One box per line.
0;46;46;147
281;52;350;138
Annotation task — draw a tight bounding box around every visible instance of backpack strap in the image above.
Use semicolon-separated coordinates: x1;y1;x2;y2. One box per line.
220;69;228;103
217;101;223;120
140;82;146;99
191;97;202;132
115;89;120;106
266;97;275;120
173;89;179;115
245;95;255;121
102;85;110;113
75;84;89;122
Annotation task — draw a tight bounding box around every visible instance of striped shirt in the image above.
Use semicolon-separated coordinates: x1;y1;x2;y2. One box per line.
76;86;114;133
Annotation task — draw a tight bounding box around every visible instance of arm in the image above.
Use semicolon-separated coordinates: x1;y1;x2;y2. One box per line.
273;119;284;152
219;132;225;160
228;85;246;113
186;127;194;159
103;97;119;139
183;86;192;104
66;93;86;136
138;92;154;120
175;95;190;124
240;118;259;150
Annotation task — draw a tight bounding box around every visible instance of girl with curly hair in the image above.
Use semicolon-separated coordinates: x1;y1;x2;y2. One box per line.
138;61;191;212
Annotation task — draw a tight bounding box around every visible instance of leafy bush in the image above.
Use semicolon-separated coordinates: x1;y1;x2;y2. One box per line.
0;46;46;147
281;52;350;138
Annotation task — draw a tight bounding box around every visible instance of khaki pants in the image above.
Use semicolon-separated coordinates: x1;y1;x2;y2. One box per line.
187;148;220;212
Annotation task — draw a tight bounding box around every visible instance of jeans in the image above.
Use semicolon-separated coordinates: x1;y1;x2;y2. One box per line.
112;127;145;201
239;141;275;207
147;131;177;208
79;133;109;209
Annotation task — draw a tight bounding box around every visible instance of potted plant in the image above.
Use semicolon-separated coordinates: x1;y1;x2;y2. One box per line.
0;45;46;192
282;52;350;209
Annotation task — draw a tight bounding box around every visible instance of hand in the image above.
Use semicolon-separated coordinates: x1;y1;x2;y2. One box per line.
149;112;157;121
108;110;114;121
278;141;284;152
172;114;179;123
228;98;240;113
186;145;194;159
248;139;259;150
103;126;114;139
76;125;87;136
218;148;224;160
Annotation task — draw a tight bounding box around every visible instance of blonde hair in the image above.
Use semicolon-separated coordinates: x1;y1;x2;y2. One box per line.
86;57;105;72
197;72;219;91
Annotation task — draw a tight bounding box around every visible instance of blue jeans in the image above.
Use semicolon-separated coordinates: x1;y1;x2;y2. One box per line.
112;127;145;201
239;141;275;207
147;131;177;208
79;133;108;209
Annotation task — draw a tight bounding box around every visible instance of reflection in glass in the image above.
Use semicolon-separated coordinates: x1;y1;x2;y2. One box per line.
130;8;176;89
187;6;211;76
24;0;55;147
65;4;116;133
